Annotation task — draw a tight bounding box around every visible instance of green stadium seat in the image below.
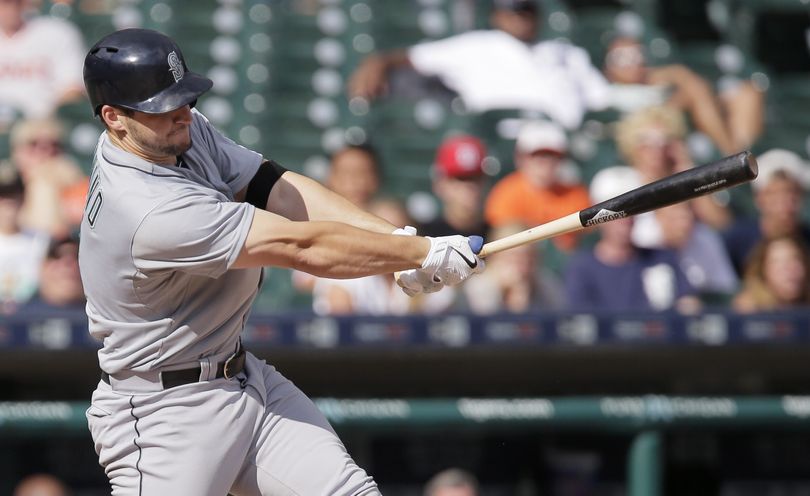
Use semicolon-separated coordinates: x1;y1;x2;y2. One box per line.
253;267;313;313
655;0;724;44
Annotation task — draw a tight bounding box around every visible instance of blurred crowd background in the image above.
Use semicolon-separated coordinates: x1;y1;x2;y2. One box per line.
1;0;810;494
2;0;810;318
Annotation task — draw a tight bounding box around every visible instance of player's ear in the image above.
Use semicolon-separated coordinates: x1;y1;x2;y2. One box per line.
100;105;127;132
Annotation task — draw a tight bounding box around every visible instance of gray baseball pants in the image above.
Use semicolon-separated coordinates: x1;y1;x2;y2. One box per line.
87;351;380;495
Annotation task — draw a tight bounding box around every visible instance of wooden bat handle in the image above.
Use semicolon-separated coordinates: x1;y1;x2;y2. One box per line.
478;212;583;258
476;151;758;258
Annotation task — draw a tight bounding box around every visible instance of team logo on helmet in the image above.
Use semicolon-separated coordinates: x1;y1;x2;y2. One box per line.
167;51;184;83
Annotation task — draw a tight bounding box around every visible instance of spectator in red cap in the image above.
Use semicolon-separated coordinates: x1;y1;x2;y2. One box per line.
484;120;590;252
420;134;490;238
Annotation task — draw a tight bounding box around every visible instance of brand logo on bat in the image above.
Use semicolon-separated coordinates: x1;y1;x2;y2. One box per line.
584;209;627;226
694;179;727;193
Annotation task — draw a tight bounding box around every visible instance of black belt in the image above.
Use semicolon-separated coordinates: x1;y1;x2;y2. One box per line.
101;348;246;390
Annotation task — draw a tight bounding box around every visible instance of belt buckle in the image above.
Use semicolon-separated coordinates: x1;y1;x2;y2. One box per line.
223;349;245;379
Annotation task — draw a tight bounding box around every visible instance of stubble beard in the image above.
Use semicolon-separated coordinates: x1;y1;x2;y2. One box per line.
156;128;193;156
130;125;192;157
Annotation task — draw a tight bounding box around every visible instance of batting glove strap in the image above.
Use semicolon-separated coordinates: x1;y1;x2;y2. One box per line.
421;235;485;286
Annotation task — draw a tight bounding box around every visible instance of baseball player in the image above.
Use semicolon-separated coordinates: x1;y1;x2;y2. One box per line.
79;29;485;496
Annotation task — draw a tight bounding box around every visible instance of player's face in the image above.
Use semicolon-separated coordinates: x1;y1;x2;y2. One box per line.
122;105;194;159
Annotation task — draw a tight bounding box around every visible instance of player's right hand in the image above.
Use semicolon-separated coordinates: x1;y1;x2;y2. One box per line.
395;268;444;297
420;235;486;286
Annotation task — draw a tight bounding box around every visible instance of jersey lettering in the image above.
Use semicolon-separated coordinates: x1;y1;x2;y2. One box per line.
86;169;103;227
87;190;103;227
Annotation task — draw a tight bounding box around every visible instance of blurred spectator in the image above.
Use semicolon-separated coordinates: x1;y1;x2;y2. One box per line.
423;468;480;496
0;161;48;313
420;134;489;238
311;197;416;315
484;120;590;252
292;144;382;295
21;232;84;311
349;0;609;130
0;0;86;122
733;235;810;313
464;222;564;314
5;117;89;236
13;473;70;496
603;36;763;153
723;148;810;275
615;105;732;240
325;144;381;209
655;202;739;302
564;166;699;313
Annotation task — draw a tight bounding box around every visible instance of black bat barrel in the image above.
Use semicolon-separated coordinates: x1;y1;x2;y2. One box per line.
579;151;758;227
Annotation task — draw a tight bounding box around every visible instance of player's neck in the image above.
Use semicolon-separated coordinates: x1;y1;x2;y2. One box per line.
108;131;176;166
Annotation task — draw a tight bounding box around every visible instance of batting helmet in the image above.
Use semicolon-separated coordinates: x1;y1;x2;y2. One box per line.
83;28;213;116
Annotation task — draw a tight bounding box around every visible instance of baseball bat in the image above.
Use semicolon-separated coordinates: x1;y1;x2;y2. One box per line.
478;150;758;258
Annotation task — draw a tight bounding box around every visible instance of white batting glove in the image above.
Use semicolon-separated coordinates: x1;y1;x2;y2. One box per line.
420;235;485;286
395;268;445;297
392;226;445;297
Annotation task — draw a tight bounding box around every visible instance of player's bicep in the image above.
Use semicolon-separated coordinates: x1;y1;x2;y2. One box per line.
241;160;290;210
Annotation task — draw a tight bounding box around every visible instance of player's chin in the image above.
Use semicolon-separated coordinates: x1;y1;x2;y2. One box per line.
164;135;193;156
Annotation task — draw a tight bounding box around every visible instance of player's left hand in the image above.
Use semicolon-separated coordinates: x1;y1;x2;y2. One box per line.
420;235;486;286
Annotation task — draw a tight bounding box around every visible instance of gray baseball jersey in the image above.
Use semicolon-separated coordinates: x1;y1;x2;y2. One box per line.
81;110;380;495
80;109;261;374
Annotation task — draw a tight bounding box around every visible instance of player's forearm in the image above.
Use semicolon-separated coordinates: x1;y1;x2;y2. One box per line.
234;209;428;277
267;171;398;233
291;225;429;278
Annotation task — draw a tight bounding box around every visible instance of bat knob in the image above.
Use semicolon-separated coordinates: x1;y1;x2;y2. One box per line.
468;235;484;254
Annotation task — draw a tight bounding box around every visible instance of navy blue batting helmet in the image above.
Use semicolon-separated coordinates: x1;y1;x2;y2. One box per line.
83;28;212;116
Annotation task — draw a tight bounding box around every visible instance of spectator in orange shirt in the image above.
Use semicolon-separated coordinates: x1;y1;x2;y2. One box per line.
484;120;590;252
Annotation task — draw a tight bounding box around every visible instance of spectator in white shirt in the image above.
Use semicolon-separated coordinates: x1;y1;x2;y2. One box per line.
0;162;48;314
348;0;609;130
0;0;86;121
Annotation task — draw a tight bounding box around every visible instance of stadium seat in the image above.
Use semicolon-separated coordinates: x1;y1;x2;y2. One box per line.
654;0;724;44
